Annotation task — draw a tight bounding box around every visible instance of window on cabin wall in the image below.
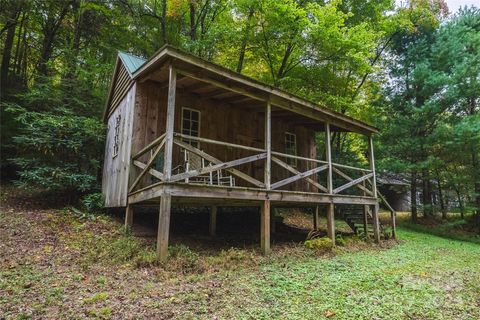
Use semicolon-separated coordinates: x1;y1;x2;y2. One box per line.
285;132;297;167
181;107;200;148
112;114;121;158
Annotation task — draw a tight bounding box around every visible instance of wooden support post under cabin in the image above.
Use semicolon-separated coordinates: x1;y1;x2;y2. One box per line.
325;123;335;244
260;200;271;254
265;101;271;190
271;207;277;234
125;205;133;232
157;193;172;262
163;65;177;181
362;180;369;238
209;206;217;237
313;205;320;231
372;203;381;243
327;203;335;244
363;205;369;238
368;135;380;243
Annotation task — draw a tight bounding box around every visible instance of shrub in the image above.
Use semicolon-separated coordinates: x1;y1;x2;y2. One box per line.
82;193;104;213
304;237;334;252
335;236;346;246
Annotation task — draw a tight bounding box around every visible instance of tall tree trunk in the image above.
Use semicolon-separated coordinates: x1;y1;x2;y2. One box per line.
411;170;418;222
189;3;196;41
36;3;70;78
236;8;254;74
161;0;167;44
454;187;465;220
0;10;19;97
422;169;433;217
436;175;447;219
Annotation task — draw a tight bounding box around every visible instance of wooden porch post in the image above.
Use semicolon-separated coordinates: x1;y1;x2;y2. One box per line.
125;205;133;232
363;205;369;239
368;135;380;243
209;206;217;237
157;193;172;262
163;64;177;181
325;123;335;244
260;200;271;254
313;205;319;230
265;101;271;190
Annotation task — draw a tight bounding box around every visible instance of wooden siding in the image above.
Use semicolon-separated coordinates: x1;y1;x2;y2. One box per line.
106;62;134;118
130;81;317;192
102;83;136;207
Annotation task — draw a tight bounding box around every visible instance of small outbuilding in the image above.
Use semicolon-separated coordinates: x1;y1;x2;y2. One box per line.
102;45;392;260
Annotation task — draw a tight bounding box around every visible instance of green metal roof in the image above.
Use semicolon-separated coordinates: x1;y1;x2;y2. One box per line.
118;51;146;75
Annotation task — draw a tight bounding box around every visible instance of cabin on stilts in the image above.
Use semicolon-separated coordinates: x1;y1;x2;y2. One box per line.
102;45;396;261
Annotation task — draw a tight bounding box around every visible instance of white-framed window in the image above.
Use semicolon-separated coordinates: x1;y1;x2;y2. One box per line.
112;114;121;158
181;107;201;148
285;132;297;167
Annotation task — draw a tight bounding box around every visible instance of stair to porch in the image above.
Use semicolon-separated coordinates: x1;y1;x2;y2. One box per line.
341;207;385;238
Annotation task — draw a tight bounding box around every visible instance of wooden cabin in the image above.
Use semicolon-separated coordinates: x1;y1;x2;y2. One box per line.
102;45;391;261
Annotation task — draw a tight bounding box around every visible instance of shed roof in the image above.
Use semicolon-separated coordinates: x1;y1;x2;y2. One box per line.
118;51;146;75
108;46;379;134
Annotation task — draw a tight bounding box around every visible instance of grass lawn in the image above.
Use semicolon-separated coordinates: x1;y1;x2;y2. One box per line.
1;194;479;319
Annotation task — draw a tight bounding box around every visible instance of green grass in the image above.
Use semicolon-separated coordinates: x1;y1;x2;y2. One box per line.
1;203;479;319
220;228;480;319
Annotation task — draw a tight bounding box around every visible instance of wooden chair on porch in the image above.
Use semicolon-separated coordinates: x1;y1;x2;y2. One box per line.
183;149;235;186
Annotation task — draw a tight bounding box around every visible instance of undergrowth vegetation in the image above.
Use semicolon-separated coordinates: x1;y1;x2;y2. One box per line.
2;201;479;319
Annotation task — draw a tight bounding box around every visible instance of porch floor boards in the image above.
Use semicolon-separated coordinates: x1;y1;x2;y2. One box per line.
127;182;378;207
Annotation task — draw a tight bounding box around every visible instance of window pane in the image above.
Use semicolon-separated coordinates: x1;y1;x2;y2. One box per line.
191;111;199;121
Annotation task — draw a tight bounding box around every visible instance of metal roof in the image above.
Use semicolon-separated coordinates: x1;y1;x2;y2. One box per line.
118;51;146;75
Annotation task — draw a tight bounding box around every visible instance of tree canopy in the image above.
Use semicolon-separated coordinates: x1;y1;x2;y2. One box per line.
1;0;478;227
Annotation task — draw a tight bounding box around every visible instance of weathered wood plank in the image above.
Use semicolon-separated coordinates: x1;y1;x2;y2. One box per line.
209;206;217;237
173;138;266;188
129;139;165;192
260;200;271;254
163;65;176;181
170;153;267;183
157;193;171;262
327;203;335;244
270;164;328;190
325;123;333;194
332;172;374;194
332;166;373;196
133;160;164;180
132;133;165;160
265;101;271;190
272;156;328;193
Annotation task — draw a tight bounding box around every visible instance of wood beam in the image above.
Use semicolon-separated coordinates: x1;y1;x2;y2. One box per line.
260;200;271;254
327;203;335;244
325;123;333;194
332;166;373;196
272;156;328;193
163;65;176;181
133;160;164;180
125;205;133;232
368;136;377;198
314;205;319;230
173;138;265;188
265;101;271;190
209;206;217;236
270;165;328;190
332;172;374;194
129;139;165;192
372;203;380;243
170;153;267;183
157;193;171;262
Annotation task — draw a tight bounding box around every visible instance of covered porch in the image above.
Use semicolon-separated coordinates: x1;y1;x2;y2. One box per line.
124;47;388;261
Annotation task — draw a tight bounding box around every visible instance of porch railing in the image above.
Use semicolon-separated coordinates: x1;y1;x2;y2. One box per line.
128;132;377;197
